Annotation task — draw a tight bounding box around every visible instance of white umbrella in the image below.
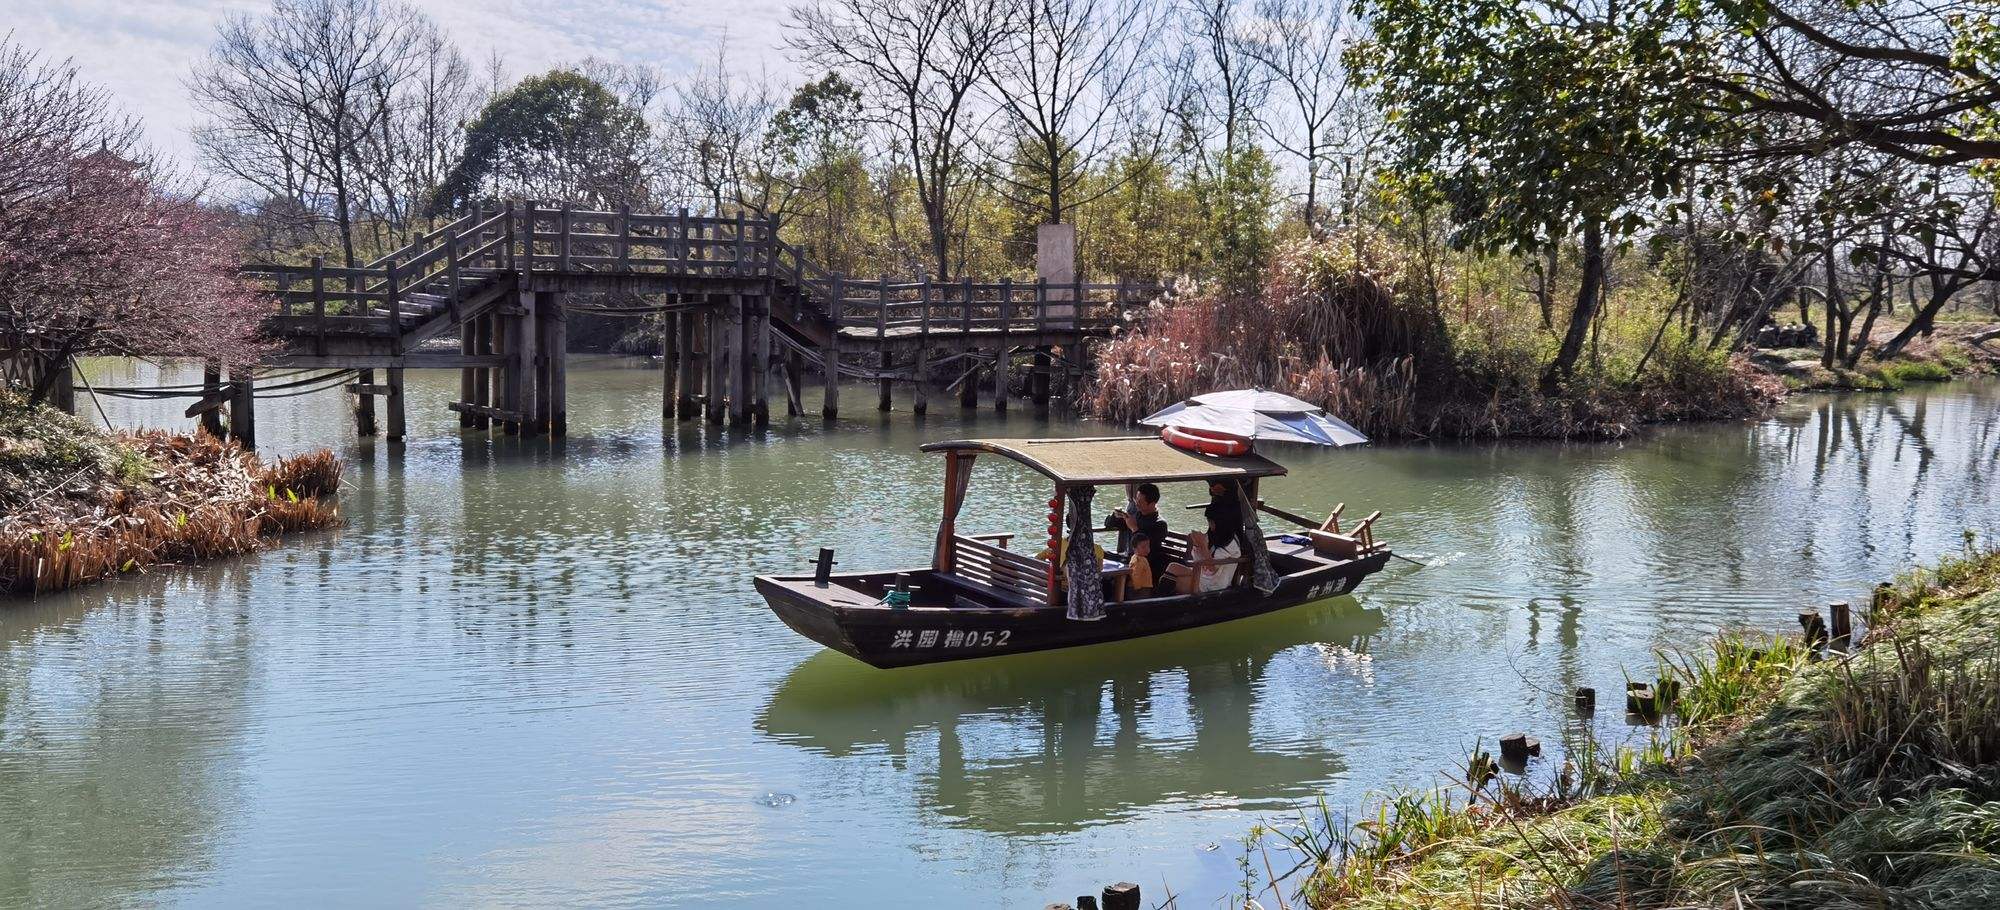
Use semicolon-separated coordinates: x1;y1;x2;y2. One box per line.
1141;389;1368;447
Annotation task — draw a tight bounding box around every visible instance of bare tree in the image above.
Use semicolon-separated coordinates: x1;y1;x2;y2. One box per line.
979;0;1159;226
791;0;1010;278
1242;0;1356;231
661;49;776;214
190;0;426;266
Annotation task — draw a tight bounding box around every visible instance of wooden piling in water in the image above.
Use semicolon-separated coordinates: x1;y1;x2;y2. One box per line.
385;367;406;441
1798;609;1829;652
459;319;478;429
200;360;225;437
676;308;699;420
354;368;378;437
705;305;726;425
1100;882;1140;910
1829;601;1852;649
662;311;678;421
227;370;256;450
1575;687;1596;712
960;351;979;408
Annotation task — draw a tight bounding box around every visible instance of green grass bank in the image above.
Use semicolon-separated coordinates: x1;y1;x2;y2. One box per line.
1272;544;2000;909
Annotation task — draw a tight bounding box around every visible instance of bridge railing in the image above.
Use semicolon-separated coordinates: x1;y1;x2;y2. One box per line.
241;204;1168;346
817;275;1162;337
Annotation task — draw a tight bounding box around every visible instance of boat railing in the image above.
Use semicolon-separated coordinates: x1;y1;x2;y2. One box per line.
949;535;1051;604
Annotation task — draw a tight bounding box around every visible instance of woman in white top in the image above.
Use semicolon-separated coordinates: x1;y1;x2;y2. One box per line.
1165;488;1246;594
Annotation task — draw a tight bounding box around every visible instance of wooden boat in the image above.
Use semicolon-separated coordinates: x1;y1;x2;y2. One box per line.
754;436;1391;669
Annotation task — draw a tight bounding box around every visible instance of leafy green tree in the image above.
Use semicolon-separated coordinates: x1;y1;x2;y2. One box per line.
435;69;651;211
1354;0;1716;387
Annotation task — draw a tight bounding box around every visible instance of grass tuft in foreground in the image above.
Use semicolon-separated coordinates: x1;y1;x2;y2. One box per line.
1274;543;2000;910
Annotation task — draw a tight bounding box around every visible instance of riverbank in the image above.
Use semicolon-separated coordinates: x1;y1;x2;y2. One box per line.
1283;544;2000;909
0;391;342;595
1087;235;1995;440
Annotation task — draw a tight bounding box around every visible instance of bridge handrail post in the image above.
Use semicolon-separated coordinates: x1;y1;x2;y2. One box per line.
559;205;572;271
311;256;327;356
446;227;463;306
1036;276;1048;333
385;254;402;352
618;204;632;271
502;202;515;271
1003;277;1015;335
763;214;778;276
734;211;747;276
832;275;844;327
919;280;931;336
877;273;889;340
961;276;973;335
522;202;538;273
676;208;689;273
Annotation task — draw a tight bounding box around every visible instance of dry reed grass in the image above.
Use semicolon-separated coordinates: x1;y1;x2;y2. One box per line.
1;429;342;596
1087;234;1783;439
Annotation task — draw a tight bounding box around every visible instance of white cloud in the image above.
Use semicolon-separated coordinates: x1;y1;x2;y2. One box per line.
7;0;799;167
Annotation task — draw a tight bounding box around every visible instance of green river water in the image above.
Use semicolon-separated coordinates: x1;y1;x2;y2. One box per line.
3;358;1996;907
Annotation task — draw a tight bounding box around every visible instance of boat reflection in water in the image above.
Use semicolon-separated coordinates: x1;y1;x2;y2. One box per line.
757;595;1385;835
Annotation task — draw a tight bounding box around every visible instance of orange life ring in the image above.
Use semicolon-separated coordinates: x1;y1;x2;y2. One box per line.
1161;425;1252;457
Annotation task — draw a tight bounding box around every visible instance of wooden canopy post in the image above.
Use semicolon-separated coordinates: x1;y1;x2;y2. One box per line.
934;451;966;571
1046;483;1065;605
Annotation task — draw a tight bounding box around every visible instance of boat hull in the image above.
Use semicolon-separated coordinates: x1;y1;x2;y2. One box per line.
756;550;1391;669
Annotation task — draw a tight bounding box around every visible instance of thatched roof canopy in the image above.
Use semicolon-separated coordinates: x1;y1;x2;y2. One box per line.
919;436;1287;485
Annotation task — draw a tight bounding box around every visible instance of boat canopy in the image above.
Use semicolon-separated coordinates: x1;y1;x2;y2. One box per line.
919;436;1287;485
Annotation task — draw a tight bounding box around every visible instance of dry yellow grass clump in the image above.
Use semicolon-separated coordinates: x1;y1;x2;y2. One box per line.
1;430;343;595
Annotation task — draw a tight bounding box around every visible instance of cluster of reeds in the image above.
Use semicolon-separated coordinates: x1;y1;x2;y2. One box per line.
1;428;342;596
1084;232;1783;439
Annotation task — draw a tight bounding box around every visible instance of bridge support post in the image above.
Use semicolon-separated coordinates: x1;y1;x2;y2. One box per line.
960;351;979;408
676;308;699;420
201;360;226;437
730;293;751;427
545;293;566;437
751;293;770;427
912;348;929;416
877;350;892;412
992;346;1009;413
661;311;678;422
705;304;726;425
459;321;477;428
785;348;804;417
821;331;840;420
1032;347;1052;416
354;368;378;436
474;314;494;430
227;370;256;451
525;290;553;436
385;368;406;441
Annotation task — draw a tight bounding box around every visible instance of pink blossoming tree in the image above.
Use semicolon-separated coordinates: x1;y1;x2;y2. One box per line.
0;39;270;407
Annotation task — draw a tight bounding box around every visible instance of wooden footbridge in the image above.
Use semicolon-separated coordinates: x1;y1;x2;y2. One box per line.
200;204;1158;446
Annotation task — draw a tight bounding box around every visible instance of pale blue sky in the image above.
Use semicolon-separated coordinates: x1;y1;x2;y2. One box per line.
9;0;797;166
